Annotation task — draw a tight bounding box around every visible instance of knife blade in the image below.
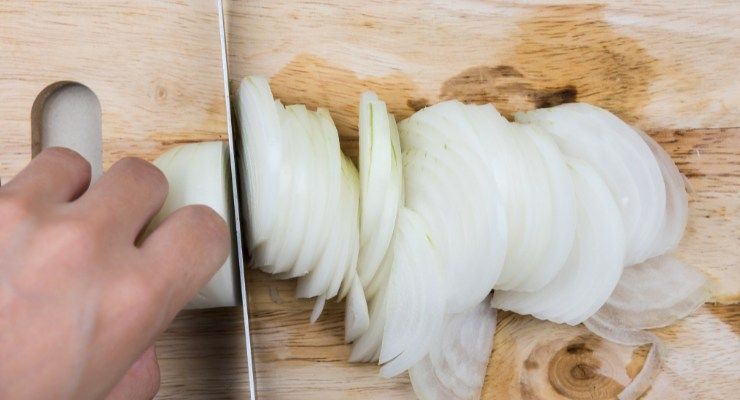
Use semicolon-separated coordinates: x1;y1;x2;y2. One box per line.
216;0;257;398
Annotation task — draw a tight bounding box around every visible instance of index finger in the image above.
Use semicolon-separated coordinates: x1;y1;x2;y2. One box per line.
138;204;231;319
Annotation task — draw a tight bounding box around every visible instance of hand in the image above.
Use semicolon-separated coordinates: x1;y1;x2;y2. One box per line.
0;148;230;399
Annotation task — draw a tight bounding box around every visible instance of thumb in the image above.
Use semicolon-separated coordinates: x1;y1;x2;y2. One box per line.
105;345;160;400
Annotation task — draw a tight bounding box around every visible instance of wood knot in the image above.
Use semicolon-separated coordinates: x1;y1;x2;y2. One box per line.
546;336;624;399
570;362;596;380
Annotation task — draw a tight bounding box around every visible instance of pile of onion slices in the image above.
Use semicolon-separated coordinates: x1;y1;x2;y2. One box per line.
150;76;708;400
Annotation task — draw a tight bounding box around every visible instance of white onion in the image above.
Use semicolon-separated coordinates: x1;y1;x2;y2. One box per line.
286;106;333;278
344;273;370;342
225;77;703;400
409;299;497;400
349;283;388;363
356;92;403;289
491;158;625;325
462;104;563;293
236;78;365;325
236;77;283;250
634;130;689;256
583;254;708;400
516;104;666;266
584;315;664;400
592;254;708;329
379;208;446;378
400;101;507;314
150;141;237;309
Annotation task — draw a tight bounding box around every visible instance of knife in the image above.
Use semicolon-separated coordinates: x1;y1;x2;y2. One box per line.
217;0;257;399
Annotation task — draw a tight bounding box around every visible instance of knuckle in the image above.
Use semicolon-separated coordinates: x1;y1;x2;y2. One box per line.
120;157;167;185
183;205;229;245
116;157;168;199
42;146;85;164
43;147;91;176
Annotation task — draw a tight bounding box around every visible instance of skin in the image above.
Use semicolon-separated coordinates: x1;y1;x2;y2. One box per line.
0;148;230;399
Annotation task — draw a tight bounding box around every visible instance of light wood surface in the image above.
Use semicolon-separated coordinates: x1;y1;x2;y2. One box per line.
1;1;738;399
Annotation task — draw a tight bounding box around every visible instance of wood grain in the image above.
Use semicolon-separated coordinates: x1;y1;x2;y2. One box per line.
1;1;738;399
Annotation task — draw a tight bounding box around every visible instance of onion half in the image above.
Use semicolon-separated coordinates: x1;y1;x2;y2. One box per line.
150;141;237;309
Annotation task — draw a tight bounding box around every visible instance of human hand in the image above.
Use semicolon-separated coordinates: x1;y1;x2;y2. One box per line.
0;148;230;399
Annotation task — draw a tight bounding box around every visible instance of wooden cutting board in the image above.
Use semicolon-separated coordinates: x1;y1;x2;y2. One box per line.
1;1;738;399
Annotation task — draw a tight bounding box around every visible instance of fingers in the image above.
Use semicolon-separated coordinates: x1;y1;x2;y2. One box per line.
1;147;91;204
138;205;230;317
77;157;168;242
105;346;160;400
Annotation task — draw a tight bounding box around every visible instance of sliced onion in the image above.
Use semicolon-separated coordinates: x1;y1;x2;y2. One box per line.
516;104;666;266
634;130;689;256
349;283;389;363
309;293;327;324
514;123;576;291
344;273;370;342
379;208;446;378
593;254;708;329
262;104;312;273
150;141;237;309
295;152;351;299
584;315;664;400
409;299;497;399
364;248;393;300
463;104;557;293
356;92;403;289
286;106;333;277
236;77;283;249
491;158;625;325
333;154;361;301
400;101;507;313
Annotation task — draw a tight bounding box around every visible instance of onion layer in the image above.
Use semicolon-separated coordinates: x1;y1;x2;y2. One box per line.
409;299;497;400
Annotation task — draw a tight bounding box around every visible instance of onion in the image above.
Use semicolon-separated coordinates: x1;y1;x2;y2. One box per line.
634;130;689;257
349;283;388;363
582;255;708;400
356;92;403;289
150;141;237;309
516;104;666;266
379;208;446;378
409;299;497;400
584;315;664;400
237;78;365;325
491;158;625;325
592;254;708;330
236;76;283;250
344;273;370;342
222;77;702;400
463;104;566;293
400;101;507;314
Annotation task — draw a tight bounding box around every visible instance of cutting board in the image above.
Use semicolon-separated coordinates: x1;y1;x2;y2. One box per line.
1;1;738;399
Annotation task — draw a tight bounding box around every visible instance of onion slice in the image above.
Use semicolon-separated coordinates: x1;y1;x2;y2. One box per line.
379;208;446;378
516;104;666;266
634;130;689;257
401;101;506;313
593;254;708;330
236;77;283;250
344;273;370;342
584;315;664;400
491;158;625;325
584;254;708;400
356;92;403;289
409;299;497;400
